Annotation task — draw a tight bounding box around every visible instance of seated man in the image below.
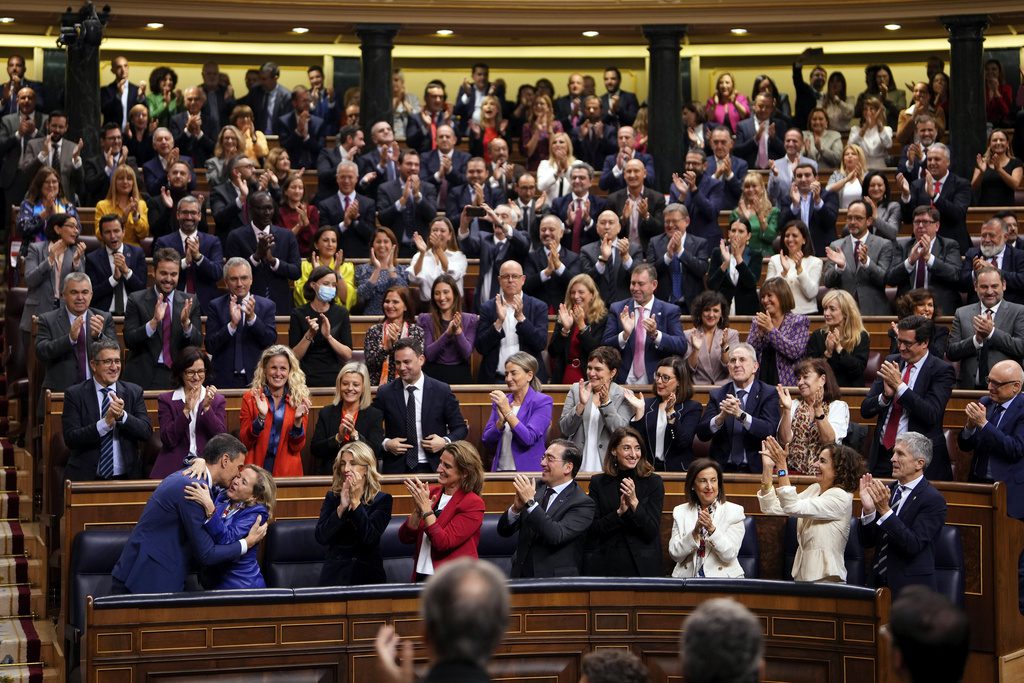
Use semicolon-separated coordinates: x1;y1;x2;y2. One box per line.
168;87;215;166
550;162;607;252
277;85;325;170
947;267;1024;390
475;260;549;383
822;199;895;316
599;126;655;193
376;149;439;258
523;214;581;312
224;191;301;315
458;204;529;311
153;195;224;315
605;158;665;253
886;206;962;318
667;149;725;243
497;439;597;578
372;338;468;474
122;248;203;390
314;124;364;201
205;257;277;389
580;210;641;305
960;216;1024;305
570;95;616;168
445;156;505;224
778;162;838;257
141;127;194;197
421;124;469;199
706;126;749;210
695;343;780;473
316;160;376;259
110;434;267;593
62;338;153;481
897;143;972;252
647;203;710;315
85;213;146;315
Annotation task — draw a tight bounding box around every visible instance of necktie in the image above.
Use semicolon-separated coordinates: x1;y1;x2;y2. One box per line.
977;309;995;387
97;387;115;479
429;114;438;150
538;485;554;511
670;256;683;302
729;389;749;465
49;143;57;169
991;256;999;267
161;296;173;368
756;123;768;168
405;386;419;471
233;299;245;376
114;272;126;315
933;180;942;203
874;485;906;577
439;172;449;209
629;198;640;246
914;257;926;288
572;199;583;253
633;307;646;380
76;317;89;381
853;240;861;272
343;195;351;212
881;364;913;449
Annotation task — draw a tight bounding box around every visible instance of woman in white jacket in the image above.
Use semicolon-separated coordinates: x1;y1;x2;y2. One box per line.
757;436;863;583
669;458;746;578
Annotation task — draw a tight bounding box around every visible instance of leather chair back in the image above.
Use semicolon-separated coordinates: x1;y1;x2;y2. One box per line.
737;516;760;578
263;518;327;588
934;524;965;607
781;517;865;585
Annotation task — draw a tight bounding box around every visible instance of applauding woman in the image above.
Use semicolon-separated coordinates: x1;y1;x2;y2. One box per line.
399;441;486;581
409;217;468;303
807;290;869;387
669;458;747;578
277;172;320;256
704;73;750;134
559;347;634;473
729;173;778;257
803;108;842;172
482;352;553;472
972;130;1023;207
417;275;478;385
290;264;354;387
536;132;576;199
758;436;862;583
295;225;356;310
708;218;764;316
315;442;393;586
364;286;425;385
311;363;385;475
684;291;740;386
584;427;665;576
549;274;608;384
153;347;226;479
747;277;810;385
240;345;312;477
521;94;562;172
776;359;850;475
356;227;409;315
17;167;79;242
765;220;822;315
96;165;149;245
623;356;701;471
849;96;892;170
21;214;85;351
825;144;868;209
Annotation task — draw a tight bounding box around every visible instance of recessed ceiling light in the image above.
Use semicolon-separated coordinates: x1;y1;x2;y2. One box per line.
292;27;309;34
0;17;15;24
145;22;163;29
582;30;599;38
730;28;748;35
436;29;454;36
884;23;902;31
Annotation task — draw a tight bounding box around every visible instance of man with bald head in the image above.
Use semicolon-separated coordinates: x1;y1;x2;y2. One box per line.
605;158;665;252
580;209;641;307
474;259;549;383
2;55;45;115
142;127;195;196
485;137;525;201
420;123;470;201
169;87;215;165
0;86;47;215
524;214;581;310
599;125;655;192
554;73;587;131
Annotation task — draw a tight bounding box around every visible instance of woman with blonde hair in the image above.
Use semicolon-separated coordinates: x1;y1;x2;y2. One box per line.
240;345;312;477
825;144;868;209
704;72;750;134
311;362;384;475
482;352;553;472
520;93;562;172
536;131;576;199
729;171;778;256
229;104;269;162
468;94;507;163
206;125;244;187
315;441;393;586
96;165;149;245
807;289;869;387
548;273;608;384
803;107;843;171
264;147;291;188
849;96;892;169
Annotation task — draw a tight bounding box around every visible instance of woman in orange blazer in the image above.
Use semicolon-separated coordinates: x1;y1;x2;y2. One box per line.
240;345;312;477
398;441;486;582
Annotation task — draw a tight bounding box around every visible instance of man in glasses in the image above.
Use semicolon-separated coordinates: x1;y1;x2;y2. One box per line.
947;266;1024;389
474;259;549;384
886;205;962;318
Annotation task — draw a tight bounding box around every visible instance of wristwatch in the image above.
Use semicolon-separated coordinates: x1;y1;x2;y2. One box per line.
776;469;788;477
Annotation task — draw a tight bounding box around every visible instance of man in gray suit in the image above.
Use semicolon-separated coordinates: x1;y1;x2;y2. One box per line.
19;110;84;203
947;267;1024;390
580;210;640;305
0;86;47;228
886;206;962;317
822;199;894;315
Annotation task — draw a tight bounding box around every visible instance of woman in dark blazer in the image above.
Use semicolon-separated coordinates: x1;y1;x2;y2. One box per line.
311;362;385;475
548;274;608;384
584;427;665;577
481;352;553;472
315;442;393;586
623;356;702;472
706;217;763;315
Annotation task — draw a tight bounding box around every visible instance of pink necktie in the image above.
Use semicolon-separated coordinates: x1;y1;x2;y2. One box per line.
633;307;646;378
756;125;768;168
572;199;583;253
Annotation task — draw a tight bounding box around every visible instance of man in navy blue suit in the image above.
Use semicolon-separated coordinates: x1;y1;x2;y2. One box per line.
475;260;549;384
550;162;607;252
153;195;224;315
599;126;655;193
277;86;326;169
168;88;216;166
778;163;839;257
695;343;780;473
570;97;617;168
224;191;301;315
406;81;458;153
647;204;710;314
111;434;268;594
85;214;146;315
600;67;639;128
707;127;748;210
356;120;400;199
667;149;726;244
445;156;505;224
372;339;468;474
959;217;1024;305
420;124;469;199
734;92;787;171
316;160;376;259
458;204;529;311
602;263;688;384
523;215;581;312
141;128;194;197
858;431;948;598
205;258;278;389
376;149;439;258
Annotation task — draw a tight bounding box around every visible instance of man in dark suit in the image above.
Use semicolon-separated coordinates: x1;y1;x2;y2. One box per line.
707;127;749;210
314;125;363;201
168;87;216;167
475;259;549;383
376;149;439;258
445;156;505;224
421;124;470;202
85;214;147;315
553;73;587;131
141;128;194;197
778;163;838;256
205;257;278;389
0;87;47;217
647;204;710;315
153;195;224;315
512;173;547;247
277;86;325;169
570;96;617;168
146;160;205;240
62;338;153;481
452;63;504;135
1;55;45;115
734;92;787;170
896;115;939;183
100;56;147;129
550;162;607;252
316;160;376;259
822;200;895;315
485;137;524;204
523;215;581;311
122;249;203;390
600;67;639;128
372;338;468;474
861;315;955;480
886;206;962;318
605;159;665;253
210;155;260;239
253;62;292;135
356;120;400;199
111;434;267;594
667;149;725;244
498;439;596;578
305;65;336;135
858;431;948;598
406;80;458;153
947;267;1024;390
695;343;780;473
602;263;688;384
224;191;301;314
599;126;656;192
458;204;529;311
580;211;641;305
198;62;234;137
84;122;138;206
19;110;84;203
960;217;1024;305
897;143;972;251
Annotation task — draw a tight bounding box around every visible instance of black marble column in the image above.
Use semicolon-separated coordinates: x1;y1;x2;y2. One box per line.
61;3;106;159
642;25;687;194
941;14;989;179
356;24;400;140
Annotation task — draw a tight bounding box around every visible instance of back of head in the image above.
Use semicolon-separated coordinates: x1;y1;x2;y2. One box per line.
681;598;763;683
581;649;649;683
422;558;509;667
890;586;969;683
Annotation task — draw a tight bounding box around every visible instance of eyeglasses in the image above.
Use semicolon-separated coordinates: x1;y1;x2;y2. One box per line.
654;373;675;382
94;358;121;367
895;338;922;348
912;219;936;226
499;274;523;281
184;369;207;378
541;455;564;464
986;377;1021;388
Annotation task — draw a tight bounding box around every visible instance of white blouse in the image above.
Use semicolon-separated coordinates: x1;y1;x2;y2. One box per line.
765;254;823;315
408;250;467;302
172;386;207;460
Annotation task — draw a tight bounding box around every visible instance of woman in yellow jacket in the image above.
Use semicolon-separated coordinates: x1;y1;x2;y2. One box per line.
95;165;149;245
294;225;357;310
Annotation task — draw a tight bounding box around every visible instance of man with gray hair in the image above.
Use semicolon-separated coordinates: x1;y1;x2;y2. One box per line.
316;159;376;258
204;257;277;388
858;431;948;598
959;217;1024;305
896;142;972;251
647;202;709;314
680;597;764;683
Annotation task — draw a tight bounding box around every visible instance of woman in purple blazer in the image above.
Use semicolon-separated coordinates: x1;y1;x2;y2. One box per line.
482;352;553;472
152;346;228;479
416;274;479;385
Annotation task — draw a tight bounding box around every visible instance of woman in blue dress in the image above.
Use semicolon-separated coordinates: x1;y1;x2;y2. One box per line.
185;464;277;589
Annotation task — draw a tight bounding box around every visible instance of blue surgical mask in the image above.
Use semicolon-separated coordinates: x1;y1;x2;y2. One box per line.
316;285;336;302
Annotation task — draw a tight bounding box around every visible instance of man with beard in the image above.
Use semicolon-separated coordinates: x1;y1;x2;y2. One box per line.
570;95;616;168
154;195;224;314
600;67;639;128
150;160;208;239
20;109;84;202
667;149;725;244
793;52;828;128
897;115;939;182
960;217;1024;305
947;267;1024;390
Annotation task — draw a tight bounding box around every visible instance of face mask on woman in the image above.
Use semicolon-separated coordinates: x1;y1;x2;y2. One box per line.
316;285;337;303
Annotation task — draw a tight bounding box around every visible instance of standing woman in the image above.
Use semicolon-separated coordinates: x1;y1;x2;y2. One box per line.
409;216;468;304
747;277;810;386
468;94;507;163
807;289;869;387
729;172;778;257
895;82;946;145
311;363;384;475
17;167;79;242
399;441;486;581
984;59;1015;127
684;291;740;387
95;165;149;245
861;171;901;242
708;218;764;316
972;130;1023;207
364;286;425;386
417;274;478;385
240;345;312;477
848;97;892;170
315;441;393;586
559;346;634;473
264;148;291;189
153;347;226;479
520;94;562;172
758;437;863;583
622;356;702;471
803;107;843;172
230;105;270;163
146;66;183;128
930;72;950;122
668;458;747;578
206;125;243;187
391;68;419;141
295;225;356;310
277;172;319;256
823;72;854;134
775;359;850;475
536;132;576;199
584;427;665;576
290;265;354;387
704;73;750;135
825;144;868;209
355;227;409;315
764;220;822;315
548;274;608;385
124;103;155;164
482;352;553;472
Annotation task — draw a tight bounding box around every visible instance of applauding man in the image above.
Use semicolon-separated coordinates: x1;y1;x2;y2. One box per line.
475;260;549;384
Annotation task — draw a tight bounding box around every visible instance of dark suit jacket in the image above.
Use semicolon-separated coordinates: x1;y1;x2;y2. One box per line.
602;298;688;384
605;187;666;252
960;246;1024;305
667;175;726;244
523;246;581;311
475;293;550;383
209;181;250;239
153;231;225;314
316;193;376;259
204;293;278;389
647;232;710;313
897;147;927;183
858;478;947;597
405;110;458;153
459;227;530;311
224;225;302;313
168;111;216;166
444;182;506;224
579;241;640;305
0;110;47;190
314;146;345;201
695;379;780;472
630;398;702;472
100;81;145;127
121;288;203;390
35;307;117;391
860;352;955;480
886;236;962;318
570;123;617;168
62;378;152;481
548;317;608;384
111;471;244;593
958;396;1024;518
550;193;607;250
734;116;787;169
707;248;764;315
376;178;439;256
778;191;840;257
947;300;1024;389
278;111;326;169
310;403;385;475
315;489;393;586
372;376;469;474
821;234;894;315
706;155;748;209
601;90;640;127
141;154;195;197
252;85;293;135
498;480;596;578
599;152;656;193
20;136;85;202
584;472;664;576
900;173;973;251
420;149;470;190
85;243;147;313
554;94;586;131
83;153;139;206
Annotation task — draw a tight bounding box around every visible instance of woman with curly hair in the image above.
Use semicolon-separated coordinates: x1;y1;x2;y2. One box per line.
146;66;183;128
240;345;312;477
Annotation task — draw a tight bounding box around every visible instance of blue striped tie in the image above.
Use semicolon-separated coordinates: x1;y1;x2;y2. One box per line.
874;485;905;578
97;388;115;479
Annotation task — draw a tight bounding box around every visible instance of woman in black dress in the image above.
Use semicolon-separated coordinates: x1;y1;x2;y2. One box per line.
290;265;354;387
311;362;385;475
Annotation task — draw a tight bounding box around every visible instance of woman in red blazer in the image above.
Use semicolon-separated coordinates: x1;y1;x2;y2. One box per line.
398;441;486;581
240;345;312;477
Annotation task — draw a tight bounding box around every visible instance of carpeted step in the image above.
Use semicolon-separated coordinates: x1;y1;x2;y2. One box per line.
0;586;44;618
1;493;24;520
0;521;26;555
0;664;44;683
0;618;41;665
